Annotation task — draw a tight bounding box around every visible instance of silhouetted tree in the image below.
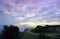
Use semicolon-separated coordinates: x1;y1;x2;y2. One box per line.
44;25;50;32
31;25;44;33
2;25;19;39
45;25;56;33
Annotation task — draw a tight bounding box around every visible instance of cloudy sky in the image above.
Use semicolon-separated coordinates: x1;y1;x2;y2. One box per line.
0;0;60;27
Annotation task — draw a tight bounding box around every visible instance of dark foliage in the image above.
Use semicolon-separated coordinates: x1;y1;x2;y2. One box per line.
31;25;60;33
2;25;19;39
31;25;44;33
39;34;46;39
31;25;60;39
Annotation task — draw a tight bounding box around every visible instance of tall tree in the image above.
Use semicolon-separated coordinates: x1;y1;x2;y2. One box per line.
2;25;19;39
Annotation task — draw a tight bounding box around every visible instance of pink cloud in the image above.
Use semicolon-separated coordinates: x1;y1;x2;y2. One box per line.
1;0;53;8
3;9;10;15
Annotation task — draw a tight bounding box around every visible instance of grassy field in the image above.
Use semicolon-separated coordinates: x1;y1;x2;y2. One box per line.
46;33;60;39
21;31;39;39
20;31;60;39
0;31;60;39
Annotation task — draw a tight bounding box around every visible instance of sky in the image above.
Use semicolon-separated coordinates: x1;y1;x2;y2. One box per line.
0;0;60;27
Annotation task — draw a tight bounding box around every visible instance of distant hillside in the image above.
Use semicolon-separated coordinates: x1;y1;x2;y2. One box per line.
0;25;3;34
19;25;33;32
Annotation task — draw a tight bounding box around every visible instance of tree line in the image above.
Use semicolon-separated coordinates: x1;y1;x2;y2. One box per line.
0;25;60;39
1;25;19;39
31;25;60;39
31;25;60;33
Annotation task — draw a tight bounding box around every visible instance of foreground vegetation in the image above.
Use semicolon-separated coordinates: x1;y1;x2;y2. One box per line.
0;25;60;39
31;25;60;39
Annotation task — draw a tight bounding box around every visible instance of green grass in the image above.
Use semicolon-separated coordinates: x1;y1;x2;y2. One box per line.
21;31;39;39
46;33;60;39
20;31;60;39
